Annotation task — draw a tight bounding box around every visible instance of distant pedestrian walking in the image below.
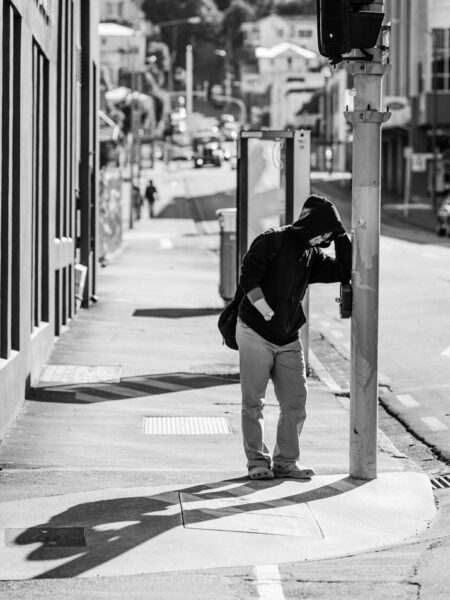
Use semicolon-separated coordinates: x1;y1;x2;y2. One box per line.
132;185;143;220
235;195;352;481
145;179;158;218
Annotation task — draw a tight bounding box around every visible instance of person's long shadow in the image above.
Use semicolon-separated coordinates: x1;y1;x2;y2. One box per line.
13;476;368;579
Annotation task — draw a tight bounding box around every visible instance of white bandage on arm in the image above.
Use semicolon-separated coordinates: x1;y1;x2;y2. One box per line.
253;298;274;321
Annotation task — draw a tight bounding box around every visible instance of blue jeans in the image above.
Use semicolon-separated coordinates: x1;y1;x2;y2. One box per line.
236;319;307;470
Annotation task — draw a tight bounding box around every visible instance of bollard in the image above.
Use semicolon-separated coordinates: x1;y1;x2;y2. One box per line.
216;208;237;303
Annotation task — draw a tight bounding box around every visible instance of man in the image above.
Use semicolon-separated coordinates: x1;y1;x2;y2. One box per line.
132;185;143;220
236;194;352;481
145;179;158;218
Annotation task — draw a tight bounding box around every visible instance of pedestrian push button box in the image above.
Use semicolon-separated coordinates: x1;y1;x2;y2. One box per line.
336;282;352;319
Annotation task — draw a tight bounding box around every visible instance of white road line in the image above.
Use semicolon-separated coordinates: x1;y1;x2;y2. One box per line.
397;394;420;408
159;238;174;249
254;565;285;600
420;416;448;432
331;329;344;338
441;346;450;357
309;350;342;393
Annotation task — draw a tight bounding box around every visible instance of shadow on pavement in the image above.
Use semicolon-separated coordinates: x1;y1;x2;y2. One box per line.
11;476;367;579
133;308;222;318
28;372;240;404
158;189;235;222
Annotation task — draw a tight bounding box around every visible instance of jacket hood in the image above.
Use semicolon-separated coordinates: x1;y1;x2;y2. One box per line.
292;194;345;245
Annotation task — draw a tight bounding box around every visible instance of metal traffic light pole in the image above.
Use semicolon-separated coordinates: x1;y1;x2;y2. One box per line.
344;0;390;480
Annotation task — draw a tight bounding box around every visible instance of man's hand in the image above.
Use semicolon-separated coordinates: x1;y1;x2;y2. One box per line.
254;298;274;321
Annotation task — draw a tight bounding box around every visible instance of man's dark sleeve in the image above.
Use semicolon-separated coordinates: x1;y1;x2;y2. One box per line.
239;234;274;294
308;233;352;284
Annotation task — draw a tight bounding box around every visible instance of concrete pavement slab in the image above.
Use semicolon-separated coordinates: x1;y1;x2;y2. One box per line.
0;473;435;579
0;381;411;475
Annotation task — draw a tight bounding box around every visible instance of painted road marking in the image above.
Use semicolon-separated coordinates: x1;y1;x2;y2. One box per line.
420;416;448;432
397;394;420;408
254;564;285;600
441;346;450;357
160;238;174;249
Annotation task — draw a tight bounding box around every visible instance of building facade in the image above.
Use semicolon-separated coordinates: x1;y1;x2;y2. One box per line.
242;14;318;54
0;0;99;439
383;0;450;202
241;14;324;129
99;0;147;88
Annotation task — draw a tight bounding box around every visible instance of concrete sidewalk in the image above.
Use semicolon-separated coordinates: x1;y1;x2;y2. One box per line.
0;216;435;580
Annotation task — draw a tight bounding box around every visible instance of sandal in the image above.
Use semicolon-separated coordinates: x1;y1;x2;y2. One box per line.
273;465;316;479
248;466;274;480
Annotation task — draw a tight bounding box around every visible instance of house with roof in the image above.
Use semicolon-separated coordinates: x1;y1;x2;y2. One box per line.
255;42;323;128
242;13;318;54
240;12;325;128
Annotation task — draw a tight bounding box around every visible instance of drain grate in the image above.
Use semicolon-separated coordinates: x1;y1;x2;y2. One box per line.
430;474;450;489
142;416;232;435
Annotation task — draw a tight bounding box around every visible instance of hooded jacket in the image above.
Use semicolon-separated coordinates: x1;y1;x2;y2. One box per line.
238;195;351;346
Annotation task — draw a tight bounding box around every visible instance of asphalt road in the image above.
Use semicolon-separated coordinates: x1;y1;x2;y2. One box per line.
310;178;450;465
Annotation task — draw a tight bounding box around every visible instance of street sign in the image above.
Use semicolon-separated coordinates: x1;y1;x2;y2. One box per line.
241;74;267;95
411;153;432;172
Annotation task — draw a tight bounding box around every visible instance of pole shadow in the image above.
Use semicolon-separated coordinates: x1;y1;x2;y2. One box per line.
132;308;222;318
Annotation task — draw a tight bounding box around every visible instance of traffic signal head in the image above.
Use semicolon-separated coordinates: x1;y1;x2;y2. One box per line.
317;0;385;63
317;0;350;62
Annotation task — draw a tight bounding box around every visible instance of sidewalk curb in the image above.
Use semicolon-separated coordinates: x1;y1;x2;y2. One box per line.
378;388;450;465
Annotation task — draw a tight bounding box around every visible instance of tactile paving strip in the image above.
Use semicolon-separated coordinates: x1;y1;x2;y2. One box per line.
142;416;232;435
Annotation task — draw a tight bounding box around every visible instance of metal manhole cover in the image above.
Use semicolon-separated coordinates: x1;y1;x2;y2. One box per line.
142;416;232;435
40;365;121;384
431;475;450;489
179;489;324;538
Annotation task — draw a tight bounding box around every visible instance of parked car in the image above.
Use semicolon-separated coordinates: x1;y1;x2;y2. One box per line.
169;143;193;161
169;131;193;161
192;131;224;168
436;195;450;237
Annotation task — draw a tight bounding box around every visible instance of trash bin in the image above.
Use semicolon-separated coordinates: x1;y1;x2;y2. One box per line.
216;208;237;302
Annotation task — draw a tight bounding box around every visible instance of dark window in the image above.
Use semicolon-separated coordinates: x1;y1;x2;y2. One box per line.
432;28;450;90
31;42;50;330
1;3;21;357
